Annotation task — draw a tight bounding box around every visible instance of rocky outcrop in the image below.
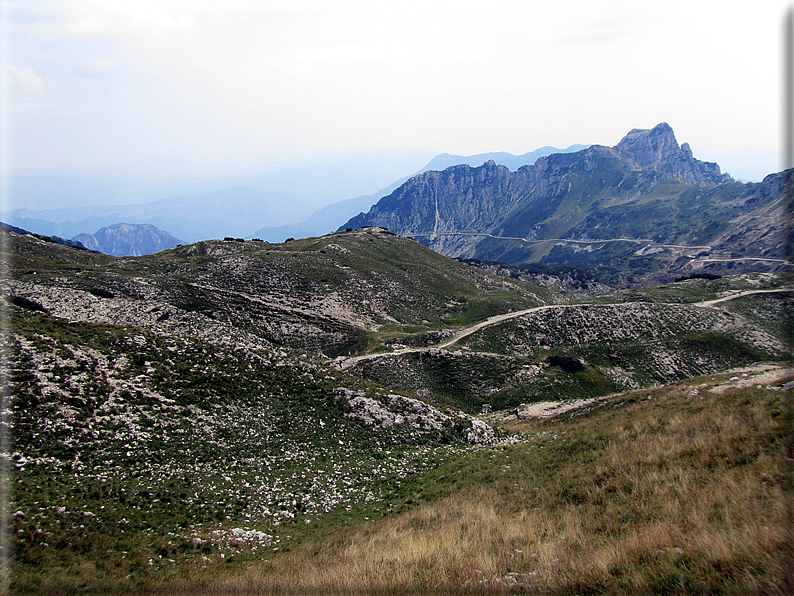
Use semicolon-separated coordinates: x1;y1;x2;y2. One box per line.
342;124;739;249
613;122;732;185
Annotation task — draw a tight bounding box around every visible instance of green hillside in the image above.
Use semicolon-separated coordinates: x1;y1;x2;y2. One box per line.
7;305;496;593
2;226;791;594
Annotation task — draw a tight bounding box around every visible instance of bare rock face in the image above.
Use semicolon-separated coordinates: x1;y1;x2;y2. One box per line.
613;122;732;185
339;123;779;287
344;161;515;243
342;124;738;253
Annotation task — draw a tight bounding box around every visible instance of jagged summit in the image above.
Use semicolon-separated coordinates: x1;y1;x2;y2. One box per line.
615;123;680;167
613;122;731;185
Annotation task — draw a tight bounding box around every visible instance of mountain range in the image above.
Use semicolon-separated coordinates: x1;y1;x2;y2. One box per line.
3;148;437;242
4;145;588;247
341;123;788;288
3;123;793;593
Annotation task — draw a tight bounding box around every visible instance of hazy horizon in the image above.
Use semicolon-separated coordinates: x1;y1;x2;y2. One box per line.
3;0;790;191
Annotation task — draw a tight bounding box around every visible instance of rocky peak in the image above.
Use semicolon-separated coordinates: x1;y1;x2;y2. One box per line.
615;122;680;169
614;122;731;185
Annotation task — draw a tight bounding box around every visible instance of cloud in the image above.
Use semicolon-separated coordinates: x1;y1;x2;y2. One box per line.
553;30;631;47
74;59;116;78
61;0;198;37
9;66;46;93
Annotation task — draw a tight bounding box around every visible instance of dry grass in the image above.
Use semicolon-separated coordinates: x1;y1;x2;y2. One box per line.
167;372;791;595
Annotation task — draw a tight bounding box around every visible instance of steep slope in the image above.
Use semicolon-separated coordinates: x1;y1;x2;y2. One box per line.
72;222;184;256
249;144;591;244
341;124;786;287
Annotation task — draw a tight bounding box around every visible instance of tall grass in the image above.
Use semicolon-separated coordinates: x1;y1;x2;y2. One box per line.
182;374;790;595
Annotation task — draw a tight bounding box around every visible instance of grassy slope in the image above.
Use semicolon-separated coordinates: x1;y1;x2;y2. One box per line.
4;232;792;594
350;275;791;414
6;307;495;594
188;368;792;595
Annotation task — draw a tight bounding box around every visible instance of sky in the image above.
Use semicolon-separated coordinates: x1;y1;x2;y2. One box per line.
3;0;792;182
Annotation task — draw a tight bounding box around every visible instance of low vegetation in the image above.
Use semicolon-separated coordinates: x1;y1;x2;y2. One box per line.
6;306;497;594
3;228;549;358
350;293;790;413
2;228;791;594
168;367;791;595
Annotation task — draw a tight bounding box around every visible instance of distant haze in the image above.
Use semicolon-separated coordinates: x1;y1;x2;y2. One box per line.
4;0;789;192
4;145;584;243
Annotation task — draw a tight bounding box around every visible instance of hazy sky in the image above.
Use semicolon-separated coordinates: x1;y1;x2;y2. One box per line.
3;0;791;181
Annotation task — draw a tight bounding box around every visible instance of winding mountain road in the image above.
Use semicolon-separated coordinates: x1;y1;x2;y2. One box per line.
692;287;794;308
338;287;793;370
409;231;712;251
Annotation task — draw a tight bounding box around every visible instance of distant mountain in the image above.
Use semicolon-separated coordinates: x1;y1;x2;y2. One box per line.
340;123;785;287
72;223;184;256
250;145;590;243
247;177;412;242
6;187;325;243
5;148;438;242
419;145;589;173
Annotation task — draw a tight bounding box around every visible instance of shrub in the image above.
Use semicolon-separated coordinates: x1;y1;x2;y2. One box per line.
6;295;47;313
548;355;585;372
88;287;115;299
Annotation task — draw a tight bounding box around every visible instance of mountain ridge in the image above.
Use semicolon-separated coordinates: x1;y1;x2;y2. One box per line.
246;145;591;243
340;124;784;287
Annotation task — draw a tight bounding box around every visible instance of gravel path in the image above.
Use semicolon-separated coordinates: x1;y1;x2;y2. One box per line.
339;304;574;370
693;287;794;308
339;287;794;371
